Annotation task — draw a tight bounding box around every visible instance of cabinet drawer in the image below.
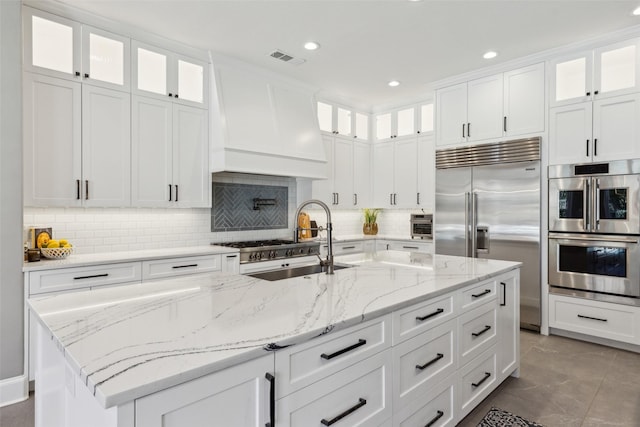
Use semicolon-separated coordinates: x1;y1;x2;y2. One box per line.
392;319;457;411
331;241;365;255
275;315;391;398
277;350;392;427
29;262;141;295
394;374;456;427
393;293;456;344
459;302;497;366
549;294;638;344
459;280;497;311
386;241;433;254
458;347;497;419
142;255;221;280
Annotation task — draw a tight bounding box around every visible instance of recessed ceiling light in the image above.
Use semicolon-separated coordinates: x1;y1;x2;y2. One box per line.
388;80;400;87
633;6;640;15
304;41;320;50
483;51;498;59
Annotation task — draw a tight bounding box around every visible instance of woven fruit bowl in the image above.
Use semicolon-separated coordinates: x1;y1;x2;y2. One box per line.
40;246;73;260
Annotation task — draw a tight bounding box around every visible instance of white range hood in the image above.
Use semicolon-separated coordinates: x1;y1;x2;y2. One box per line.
209;54;327;179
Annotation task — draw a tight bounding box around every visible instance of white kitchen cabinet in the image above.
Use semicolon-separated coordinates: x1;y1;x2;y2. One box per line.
23;73;131;207
549;93;640;165
503;63;545;137
317;101;370;140
132;40;207;107
132;95;209;208
458;347;497;419
136;354;273;427
372;139;418;208
416;135;435;210
550;38;640;108
23;7;130;91
312;135;371;208
496;271;520;383
385;241;433;254
436;82;467;146
376;102;434;142
222;253;240;274
142;255;222;281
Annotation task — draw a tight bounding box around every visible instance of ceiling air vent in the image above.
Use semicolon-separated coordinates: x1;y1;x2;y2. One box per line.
269;49;306;65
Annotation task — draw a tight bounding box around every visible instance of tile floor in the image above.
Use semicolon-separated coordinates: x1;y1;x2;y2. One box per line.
1;331;638;427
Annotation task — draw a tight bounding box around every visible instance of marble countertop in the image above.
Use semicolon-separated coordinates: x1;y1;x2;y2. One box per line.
22;246;239;272
28;251;519;409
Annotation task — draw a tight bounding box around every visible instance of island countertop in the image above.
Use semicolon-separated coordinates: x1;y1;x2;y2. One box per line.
28;251;520;409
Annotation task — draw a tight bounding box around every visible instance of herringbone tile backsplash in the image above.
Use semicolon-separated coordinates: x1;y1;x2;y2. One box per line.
211;182;288;231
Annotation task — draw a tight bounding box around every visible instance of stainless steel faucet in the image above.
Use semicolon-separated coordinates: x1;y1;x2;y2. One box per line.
294;199;334;274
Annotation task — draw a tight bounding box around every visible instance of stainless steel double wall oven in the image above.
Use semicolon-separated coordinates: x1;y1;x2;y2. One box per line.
548;160;640;304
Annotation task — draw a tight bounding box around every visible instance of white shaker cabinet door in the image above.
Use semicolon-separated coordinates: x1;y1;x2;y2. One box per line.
333;136;354;208
311;136;335;206
82;85;131;207
416;135;434;209
548;102;593;165
496;272;520;383
503;63;545;137
173;103;209;207
394;138;418;208
467;73;503;143
23;73;82;207
132;95;173;207
373;141;395;207
592;93;640;162
549;51;592;108
353;140;372;207
436;82;467;147
594;39;640;101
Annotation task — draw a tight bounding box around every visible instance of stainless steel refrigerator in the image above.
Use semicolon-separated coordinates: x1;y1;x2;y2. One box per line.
435;138;541;331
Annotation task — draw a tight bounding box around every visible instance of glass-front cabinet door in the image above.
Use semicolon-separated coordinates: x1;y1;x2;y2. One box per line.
550;52;592;107
176;56;207;105
82;26;130;90
594;39;640;100
419;103;434;133
396;107;415;138
23;7;81;80
134;41;170;97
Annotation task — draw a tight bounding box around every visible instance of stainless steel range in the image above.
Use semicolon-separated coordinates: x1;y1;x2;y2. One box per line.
213;239;321;265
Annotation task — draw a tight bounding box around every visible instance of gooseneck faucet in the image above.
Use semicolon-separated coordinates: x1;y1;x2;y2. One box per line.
294;199;334;274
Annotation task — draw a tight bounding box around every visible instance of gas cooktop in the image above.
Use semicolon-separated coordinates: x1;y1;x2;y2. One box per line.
212;239;321;263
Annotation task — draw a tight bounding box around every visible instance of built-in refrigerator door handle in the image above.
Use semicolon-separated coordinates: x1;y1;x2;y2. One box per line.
464;192;471;257
471;192;478;258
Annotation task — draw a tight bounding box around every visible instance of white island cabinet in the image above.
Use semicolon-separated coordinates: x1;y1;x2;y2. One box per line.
29;252;520;427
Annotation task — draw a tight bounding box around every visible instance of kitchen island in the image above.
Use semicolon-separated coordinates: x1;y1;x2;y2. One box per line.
29;251;520;427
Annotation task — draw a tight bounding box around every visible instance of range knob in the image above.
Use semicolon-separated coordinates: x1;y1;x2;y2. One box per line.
249;253;255;261
269;250;276;259
299;248;305;255
285;249;293;256
307;247;314;254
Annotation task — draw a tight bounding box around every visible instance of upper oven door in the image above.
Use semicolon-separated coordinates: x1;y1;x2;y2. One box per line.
593;174;640;235
549;177;589;233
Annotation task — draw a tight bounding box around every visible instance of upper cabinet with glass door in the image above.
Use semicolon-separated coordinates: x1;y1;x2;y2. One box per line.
133;41;208;107
23;7;130;91
316;101;370;140
550;38;640;107
375;101;434;141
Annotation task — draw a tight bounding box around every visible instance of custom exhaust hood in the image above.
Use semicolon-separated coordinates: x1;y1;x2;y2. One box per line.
209;54;327;179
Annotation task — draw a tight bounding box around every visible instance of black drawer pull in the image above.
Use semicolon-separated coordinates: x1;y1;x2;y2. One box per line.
472;325;491;337
472;372;491;388
403;246;419;250
416;353;444;371
577;314;608;322
73;273;109;280
471;289;491;298
342;246;356;250
172;264;198;269
320;398;367;426
265;373;275;427
320;339;366;360
416;308;444;322
226;255;237;258
425;410;445;427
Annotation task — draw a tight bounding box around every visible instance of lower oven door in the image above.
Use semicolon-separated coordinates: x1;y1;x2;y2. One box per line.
548;233;640;297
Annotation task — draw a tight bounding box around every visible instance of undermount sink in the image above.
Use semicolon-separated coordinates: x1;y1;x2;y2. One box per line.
248;263;353;281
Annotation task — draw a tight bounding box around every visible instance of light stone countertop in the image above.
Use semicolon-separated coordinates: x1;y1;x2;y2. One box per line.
28;250;519;409
22;246;239;272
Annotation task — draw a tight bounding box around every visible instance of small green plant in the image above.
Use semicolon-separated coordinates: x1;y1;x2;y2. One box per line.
363;208;380;225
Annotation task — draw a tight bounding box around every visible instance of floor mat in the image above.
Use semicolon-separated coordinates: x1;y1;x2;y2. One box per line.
477;407;544;427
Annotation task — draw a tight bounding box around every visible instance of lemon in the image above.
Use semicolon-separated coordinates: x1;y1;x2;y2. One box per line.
59;239;69;246
63;244;71;248
37;233;50;248
47;240;60;248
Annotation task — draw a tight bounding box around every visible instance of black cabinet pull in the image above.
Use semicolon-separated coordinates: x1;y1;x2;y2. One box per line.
320;398;366;426
226;255;237;258
472;372;491;388
265;373;275;427
503;116;507;133
342;246;356;250
594;90;599;95
168;93;173;97
417;192;420;205
172;264;198;269
586;139;589;157
174;93;179;98
415;353;444;371
577;314;607;322
462;123;466;138
320;339;366;360
467;122;471;137
472;325;491;337
594;138;598;156
75;71;81;77
500;282;506;307
336;193;339;205
175;184;179;202
390;193;393;205
73;273;109;280
425;410;445;427
403;246;419;250
168;184;172;201
84;73;89;78
76;179;81;200
416;308;444;322
85;180;89;200
586;91;591;96
394;193;397;205
471;289;491;298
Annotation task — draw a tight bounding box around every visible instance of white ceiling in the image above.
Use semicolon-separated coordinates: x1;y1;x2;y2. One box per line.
55;0;640;109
